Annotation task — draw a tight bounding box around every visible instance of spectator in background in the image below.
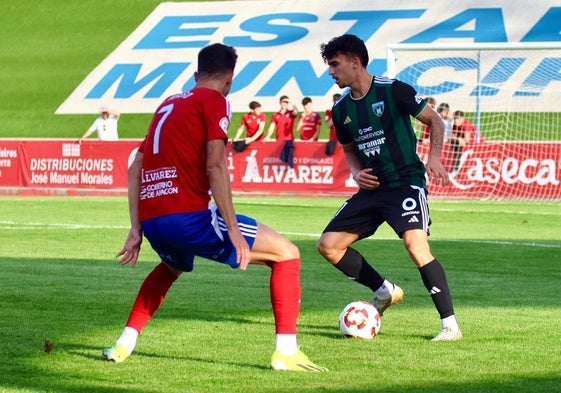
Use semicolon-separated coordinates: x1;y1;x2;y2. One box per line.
79;106;119;143
264;95;299;168
297;97;321;141
437;103;453;141
232;101;267;151
325;93;341;155
451;110;476;170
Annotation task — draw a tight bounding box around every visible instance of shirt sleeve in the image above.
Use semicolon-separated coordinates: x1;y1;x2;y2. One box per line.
204;93;231;142
332;107;353;145
88;118;100;132
392;80;426;117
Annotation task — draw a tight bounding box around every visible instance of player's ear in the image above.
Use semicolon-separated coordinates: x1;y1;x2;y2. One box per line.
351;55;361;69
194;71;200;82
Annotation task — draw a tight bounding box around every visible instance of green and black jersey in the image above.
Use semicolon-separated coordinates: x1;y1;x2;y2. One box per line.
332;76;427;190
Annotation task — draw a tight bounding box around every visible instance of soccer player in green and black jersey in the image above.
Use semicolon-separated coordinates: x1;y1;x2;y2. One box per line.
317;34;462;341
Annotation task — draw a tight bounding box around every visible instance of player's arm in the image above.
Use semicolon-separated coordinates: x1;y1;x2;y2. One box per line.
233;124;245;141
263;121;276;141
325;113;333;129
78;129;94;143
342;143;379;190
248;120;266;143
416;105;449;186
296;117;303;132
79;121;97;143
206;139;251;269
106;107;120;120
116;150;143;267
311;117;321;141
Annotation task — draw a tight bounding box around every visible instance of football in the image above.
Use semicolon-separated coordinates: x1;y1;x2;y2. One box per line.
339;301;381;339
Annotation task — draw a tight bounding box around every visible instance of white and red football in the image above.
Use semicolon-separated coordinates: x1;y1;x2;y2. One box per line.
339;301;381;339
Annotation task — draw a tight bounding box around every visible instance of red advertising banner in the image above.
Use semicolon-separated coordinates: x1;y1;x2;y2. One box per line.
417;142;561;200
1;139;559;200
227;141;354;194
0;139;141;195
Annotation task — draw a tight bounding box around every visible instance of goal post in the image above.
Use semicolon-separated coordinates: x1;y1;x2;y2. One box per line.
386;42;561;201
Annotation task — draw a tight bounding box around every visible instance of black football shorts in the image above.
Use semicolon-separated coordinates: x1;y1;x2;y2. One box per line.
323;185;431;239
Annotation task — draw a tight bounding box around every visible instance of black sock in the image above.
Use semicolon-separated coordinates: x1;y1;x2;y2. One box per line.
419;259;455;318
334;247;385;291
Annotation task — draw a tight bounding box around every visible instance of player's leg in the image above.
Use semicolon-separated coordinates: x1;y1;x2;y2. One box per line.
104;213;197;363
317;194;403;316
402;229;462;341
390;186;461;341
248;222;327;371
103;262;182;362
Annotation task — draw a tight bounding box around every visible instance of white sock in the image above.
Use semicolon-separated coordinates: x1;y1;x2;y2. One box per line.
441;315;459;331
275;334;298;356
115;326;139;353
374;279;393;298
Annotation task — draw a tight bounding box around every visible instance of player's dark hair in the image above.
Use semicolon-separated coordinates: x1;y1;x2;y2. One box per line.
425;97;436;106
197;43;237;77
249;101;261;110
437;102;450;113
320;34;369;67
301;96;312;106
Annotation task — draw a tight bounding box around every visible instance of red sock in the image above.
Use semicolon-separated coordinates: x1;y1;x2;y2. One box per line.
269;258;301;334
125;262;179;332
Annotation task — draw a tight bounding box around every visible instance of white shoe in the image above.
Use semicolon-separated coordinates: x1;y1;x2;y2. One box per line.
370;284;404;316
431;327;463;342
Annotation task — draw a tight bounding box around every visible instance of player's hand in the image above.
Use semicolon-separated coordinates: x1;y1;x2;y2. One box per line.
425;156;450;186
228;228;251;271
354;168;380;190
116;228;143;267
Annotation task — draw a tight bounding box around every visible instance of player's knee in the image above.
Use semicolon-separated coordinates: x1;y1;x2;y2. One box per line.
283;240;300;260
404;243;432;266
316;236;335;260
272;237;299;261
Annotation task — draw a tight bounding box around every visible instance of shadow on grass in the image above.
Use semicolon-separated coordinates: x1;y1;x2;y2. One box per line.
1;241;559;393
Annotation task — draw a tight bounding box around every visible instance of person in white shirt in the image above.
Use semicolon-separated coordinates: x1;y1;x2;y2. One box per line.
437;103;453;141
79;106;120;143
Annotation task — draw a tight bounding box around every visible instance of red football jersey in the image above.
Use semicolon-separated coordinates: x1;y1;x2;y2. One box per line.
241;112;266;139
138;88;231;221
325;109;337;141
299;111;321;141
271;110;297;141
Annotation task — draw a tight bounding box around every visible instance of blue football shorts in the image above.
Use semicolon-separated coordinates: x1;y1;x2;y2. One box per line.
141;204;257;272
323;185;431;239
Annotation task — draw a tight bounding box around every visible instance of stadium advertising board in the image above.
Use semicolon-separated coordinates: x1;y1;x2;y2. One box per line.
0;140;140;195
1;140;559;200
56;0;561;114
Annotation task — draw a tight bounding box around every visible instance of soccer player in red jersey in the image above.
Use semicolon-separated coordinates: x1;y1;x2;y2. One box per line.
232;100;267;145
264;95;298;142
297;97;321;141
264;96;298;167
103;43;327;372
451;110;477;170
324;93;341;155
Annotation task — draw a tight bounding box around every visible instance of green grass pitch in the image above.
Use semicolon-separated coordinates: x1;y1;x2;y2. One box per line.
1;196;560;392
1;1;560;392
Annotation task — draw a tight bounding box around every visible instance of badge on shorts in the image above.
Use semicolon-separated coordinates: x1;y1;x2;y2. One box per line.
371;101;384;117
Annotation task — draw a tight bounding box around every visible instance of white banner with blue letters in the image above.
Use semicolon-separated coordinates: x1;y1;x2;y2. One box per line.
56;0;561;114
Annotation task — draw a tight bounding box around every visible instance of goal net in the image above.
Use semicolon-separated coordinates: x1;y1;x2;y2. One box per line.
386;42;561;201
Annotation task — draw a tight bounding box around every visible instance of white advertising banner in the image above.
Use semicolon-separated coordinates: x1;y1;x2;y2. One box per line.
56;0;561;114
